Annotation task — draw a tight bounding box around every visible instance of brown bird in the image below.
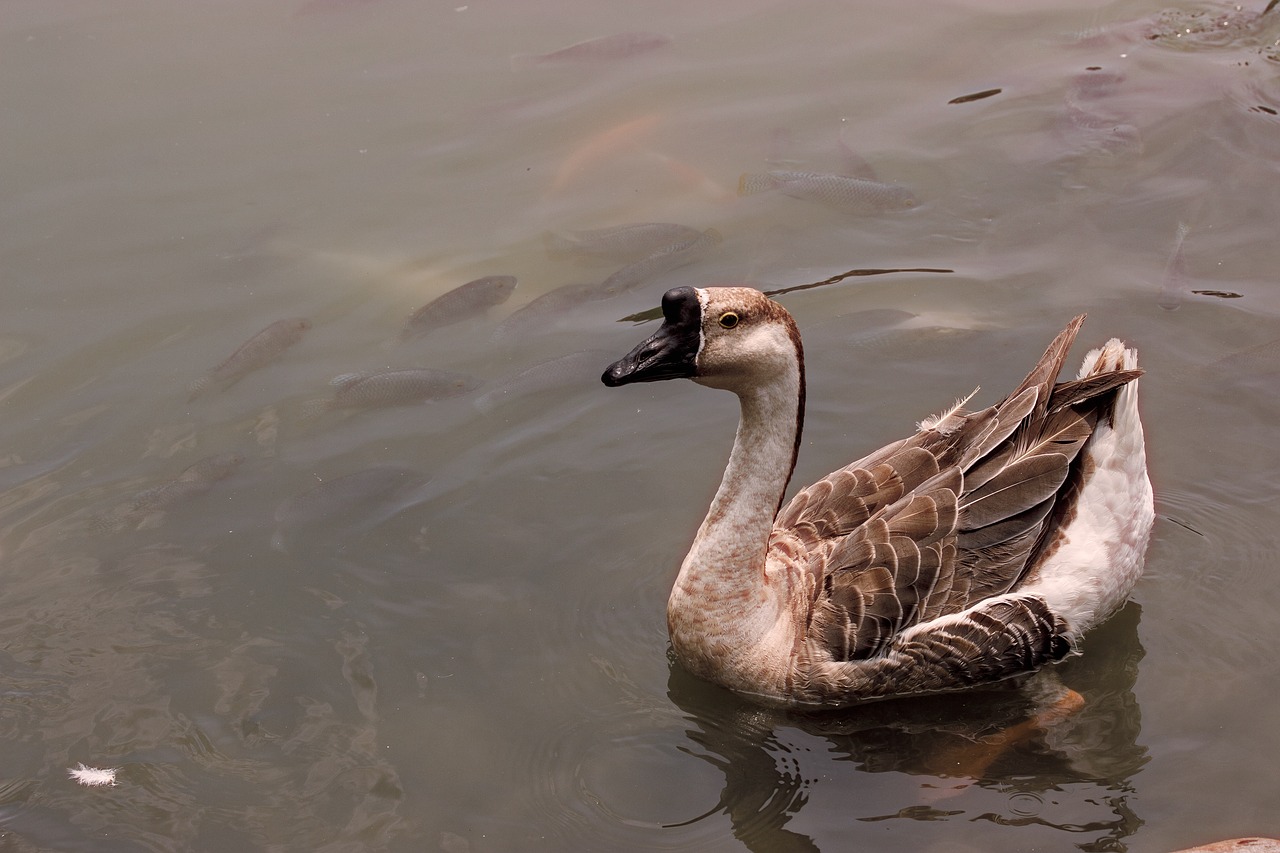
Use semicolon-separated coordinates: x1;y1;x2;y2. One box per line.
603;286;1152;709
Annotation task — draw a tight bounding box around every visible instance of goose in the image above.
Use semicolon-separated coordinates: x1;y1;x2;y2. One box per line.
601;286;1153;709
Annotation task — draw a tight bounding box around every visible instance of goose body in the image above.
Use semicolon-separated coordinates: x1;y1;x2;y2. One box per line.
602;286;1153;708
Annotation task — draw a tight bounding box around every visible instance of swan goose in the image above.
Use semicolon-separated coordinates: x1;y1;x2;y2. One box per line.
602;286;1153;709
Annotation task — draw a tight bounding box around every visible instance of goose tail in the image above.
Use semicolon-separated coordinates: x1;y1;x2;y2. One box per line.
1076;338;1142;431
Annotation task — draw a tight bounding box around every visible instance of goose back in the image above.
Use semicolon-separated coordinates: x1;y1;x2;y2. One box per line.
776;315;1143;673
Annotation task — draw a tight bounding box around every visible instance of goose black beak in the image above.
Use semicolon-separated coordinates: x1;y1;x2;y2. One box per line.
602;287;702;386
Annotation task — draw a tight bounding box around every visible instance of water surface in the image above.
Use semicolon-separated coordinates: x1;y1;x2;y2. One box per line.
4;0;1280;850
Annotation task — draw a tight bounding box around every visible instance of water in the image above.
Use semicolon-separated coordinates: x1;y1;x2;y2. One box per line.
3;0;1280;850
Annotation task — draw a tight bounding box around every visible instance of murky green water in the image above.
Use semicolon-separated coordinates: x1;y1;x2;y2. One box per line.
4;0;1280;850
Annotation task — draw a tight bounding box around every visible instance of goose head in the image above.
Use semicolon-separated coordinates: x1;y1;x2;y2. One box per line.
601;286;803;394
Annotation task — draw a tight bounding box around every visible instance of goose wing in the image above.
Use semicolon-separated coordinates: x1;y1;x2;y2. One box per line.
774;315;1143;665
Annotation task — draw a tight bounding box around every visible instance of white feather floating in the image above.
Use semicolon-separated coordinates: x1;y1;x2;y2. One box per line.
67;763;118;787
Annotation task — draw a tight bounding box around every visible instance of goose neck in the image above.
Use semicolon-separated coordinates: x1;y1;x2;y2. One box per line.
682;360;805;592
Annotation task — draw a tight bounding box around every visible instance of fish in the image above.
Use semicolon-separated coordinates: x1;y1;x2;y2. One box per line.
400;275;517;340
543;223;704;262
550;113;662;192
1157;222;1192;311
638;150;735;201
92;452;244;532
273;466;430;549
302;368;479;418
189;318;312;401
511;32;670;69
491;283;616;341
1207;338;1280;379
1070;67;1126;102
836;128;882;181
1058;96;1142;157
598;228;722;296
738;170;917;214
128;452;245;512
474;350;612;412
765;126;798;169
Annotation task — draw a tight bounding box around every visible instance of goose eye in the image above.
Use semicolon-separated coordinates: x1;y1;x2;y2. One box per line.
718;312;740;329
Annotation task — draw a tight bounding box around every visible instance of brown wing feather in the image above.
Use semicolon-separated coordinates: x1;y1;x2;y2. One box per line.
792;595;1073;705
783;314;1141;668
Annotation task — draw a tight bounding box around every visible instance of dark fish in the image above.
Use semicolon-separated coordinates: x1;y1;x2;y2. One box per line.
491;282;616;340
475;350;612;412
836;128;881;181
738;170;916;214
1058;94;1142;157
766;126;798;169
0;441;85;492
274;467;429;532
543;223;703;262
400;275;517;340
303;368;479;418
827;308;919;337
598;228;722;295
129;452;245;512
1070;67;1126;102
1207;338;1280;377
512;32;670;67
190;318;311;401
93;452;244;532
1157;222;1192;311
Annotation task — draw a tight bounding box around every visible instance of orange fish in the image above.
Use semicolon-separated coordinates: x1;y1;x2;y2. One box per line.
550;113;662;192
511;32;669;69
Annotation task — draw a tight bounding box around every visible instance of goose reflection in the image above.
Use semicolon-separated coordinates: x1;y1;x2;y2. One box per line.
665;603;1147;853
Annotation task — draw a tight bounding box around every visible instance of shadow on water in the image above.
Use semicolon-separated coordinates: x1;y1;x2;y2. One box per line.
665;603;1148;853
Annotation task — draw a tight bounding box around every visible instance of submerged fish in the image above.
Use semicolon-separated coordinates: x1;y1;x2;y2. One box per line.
1059;96;1142;157
598;228;722;295
836;128;882;181
273;466;430;548
550;113;662;192
500;233;721;339
129;452;245;511
543;223;704;262
738;170;916;214
1207;338;1280;379
512;32;669;68
1157;222;1193;311
1070;67;1126;102
303;368;479;418
491;282;617;340
475;350;612;412
189;318;312;401
92;451;244;532
400;275;517;340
